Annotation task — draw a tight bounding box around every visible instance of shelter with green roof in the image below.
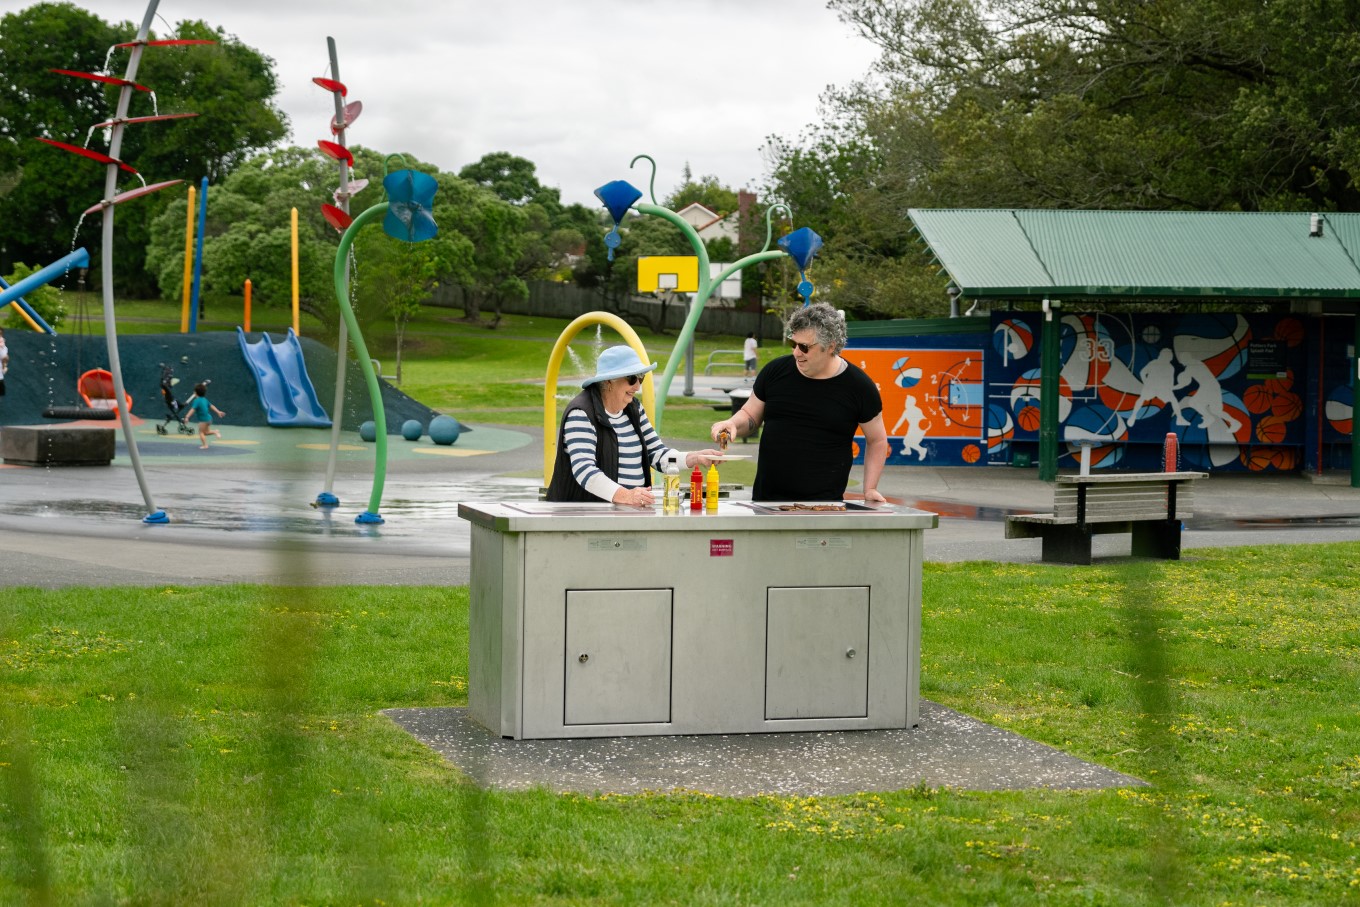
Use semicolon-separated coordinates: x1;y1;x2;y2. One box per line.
842;209;1359;483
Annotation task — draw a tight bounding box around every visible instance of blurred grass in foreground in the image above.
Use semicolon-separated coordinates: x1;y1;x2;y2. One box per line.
2;542;1358;904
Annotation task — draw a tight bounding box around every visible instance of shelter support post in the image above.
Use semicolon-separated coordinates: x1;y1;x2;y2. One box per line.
1039;298;1060;482
1353;313;1360;488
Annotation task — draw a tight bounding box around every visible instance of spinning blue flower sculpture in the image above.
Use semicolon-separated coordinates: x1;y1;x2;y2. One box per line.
383;169;439;242
594;179;642;261
778;226;824;305
331;166;439;524
589;154;834;429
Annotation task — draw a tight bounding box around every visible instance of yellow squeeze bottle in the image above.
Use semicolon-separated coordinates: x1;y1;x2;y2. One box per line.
705;463;719;512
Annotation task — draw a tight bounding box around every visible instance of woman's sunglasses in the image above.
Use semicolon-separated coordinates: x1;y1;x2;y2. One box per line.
787;340;814;354
621;374;643;385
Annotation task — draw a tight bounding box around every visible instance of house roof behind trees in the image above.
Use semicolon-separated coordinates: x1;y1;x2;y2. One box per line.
908;209;1360;301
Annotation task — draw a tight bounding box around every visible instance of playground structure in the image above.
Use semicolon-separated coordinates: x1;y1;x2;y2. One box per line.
322;162;440;524
541;312;657;486
592;155;824;430
0;250;74;335
301;37;442;525
314;38;364;509
236;328;331;427
1;19;466;533
537;156;827;478
36;0;214;523
77;369;133;415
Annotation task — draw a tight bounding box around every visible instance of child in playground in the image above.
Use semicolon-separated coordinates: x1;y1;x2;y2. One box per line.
0;327;9;400
185;382;225;449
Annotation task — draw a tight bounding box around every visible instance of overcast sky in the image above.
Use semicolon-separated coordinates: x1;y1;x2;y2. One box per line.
46;0;881;209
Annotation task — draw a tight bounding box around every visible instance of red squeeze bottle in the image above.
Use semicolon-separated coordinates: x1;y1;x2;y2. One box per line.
689;465;703;510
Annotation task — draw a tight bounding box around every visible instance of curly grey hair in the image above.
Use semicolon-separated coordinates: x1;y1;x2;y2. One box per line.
785;302;846;353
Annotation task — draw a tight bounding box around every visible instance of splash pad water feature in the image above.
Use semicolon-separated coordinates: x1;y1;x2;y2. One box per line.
33;0;211;522
592;155;825;431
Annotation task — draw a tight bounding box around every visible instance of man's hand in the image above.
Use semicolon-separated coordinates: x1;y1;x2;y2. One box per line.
710;418;738;444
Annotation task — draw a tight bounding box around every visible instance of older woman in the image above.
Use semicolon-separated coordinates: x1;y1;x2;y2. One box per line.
547;345;722;506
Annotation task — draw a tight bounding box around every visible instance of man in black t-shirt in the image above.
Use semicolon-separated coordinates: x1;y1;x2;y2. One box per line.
711;303;888;502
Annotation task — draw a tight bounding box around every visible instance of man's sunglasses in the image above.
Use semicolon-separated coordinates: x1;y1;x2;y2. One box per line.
787;340;815;354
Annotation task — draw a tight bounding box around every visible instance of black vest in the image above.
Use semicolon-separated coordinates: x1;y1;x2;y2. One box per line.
545;387;650;502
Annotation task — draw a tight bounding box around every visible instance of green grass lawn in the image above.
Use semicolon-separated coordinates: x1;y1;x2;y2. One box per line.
3;545;1358;904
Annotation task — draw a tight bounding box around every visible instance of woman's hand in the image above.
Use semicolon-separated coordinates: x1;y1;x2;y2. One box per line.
613;486;655;508
684;449;725;468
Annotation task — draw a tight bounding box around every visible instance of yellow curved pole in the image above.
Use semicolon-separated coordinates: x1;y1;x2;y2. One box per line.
180;184;195;333
2;301;43;332
543;311;656;486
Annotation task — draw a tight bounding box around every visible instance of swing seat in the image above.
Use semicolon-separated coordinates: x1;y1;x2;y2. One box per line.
77;369;132;415
42;369;130;421
42;405;116;421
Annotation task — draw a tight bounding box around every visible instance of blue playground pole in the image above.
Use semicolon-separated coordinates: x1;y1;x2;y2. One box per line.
189;175;208;332
0;274;60;335
0;275;61;335
0;249;88;335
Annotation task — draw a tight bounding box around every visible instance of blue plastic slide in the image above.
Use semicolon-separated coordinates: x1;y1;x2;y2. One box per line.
236;327;333;427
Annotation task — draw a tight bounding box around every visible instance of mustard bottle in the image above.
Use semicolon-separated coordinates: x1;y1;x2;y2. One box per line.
705;463;719;512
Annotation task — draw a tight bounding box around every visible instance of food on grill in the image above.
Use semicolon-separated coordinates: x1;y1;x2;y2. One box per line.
776;503;847;512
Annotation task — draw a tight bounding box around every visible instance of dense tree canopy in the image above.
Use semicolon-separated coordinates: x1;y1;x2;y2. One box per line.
665;171;740;216
764;0;1360;318
0;2;286;295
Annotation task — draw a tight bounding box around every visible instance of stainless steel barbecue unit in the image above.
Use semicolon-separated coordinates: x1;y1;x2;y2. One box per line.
458;501;938;740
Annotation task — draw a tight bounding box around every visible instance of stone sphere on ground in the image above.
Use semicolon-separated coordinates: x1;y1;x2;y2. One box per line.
401;419;424;441
429;414;461;445
359;420;376;442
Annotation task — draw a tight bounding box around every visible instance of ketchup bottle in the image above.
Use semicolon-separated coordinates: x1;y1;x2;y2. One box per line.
689;465;703;510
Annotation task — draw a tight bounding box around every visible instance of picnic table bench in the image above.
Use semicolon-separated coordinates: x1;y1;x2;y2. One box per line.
1005;471;1207;565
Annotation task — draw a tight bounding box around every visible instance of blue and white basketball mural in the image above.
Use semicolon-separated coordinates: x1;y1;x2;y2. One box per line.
851;312;1336;471
987;312;1307;471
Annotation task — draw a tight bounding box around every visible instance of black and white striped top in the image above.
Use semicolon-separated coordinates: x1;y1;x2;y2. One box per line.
563;406;674;502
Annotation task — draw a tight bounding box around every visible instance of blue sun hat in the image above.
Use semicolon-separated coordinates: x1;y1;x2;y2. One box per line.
583;345;657;388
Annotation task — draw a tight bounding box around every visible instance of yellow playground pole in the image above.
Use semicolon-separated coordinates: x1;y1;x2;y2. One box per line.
180;184;195;333
542;311;656;487
291;207;300;334
1;301;44;332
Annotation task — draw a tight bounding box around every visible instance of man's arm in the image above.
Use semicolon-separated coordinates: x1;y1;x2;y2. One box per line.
859;413;889;503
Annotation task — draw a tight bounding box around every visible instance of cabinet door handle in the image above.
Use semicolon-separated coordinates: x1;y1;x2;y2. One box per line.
578;653;589;664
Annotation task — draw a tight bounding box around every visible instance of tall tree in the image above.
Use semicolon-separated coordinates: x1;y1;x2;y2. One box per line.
434;174;528;324
459;151;592;297
458;151;549;207
765;0;1360;318
145;145;340;327
0;3;116;282
353;209;472;382
0;3;286;295
665;173;739;215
